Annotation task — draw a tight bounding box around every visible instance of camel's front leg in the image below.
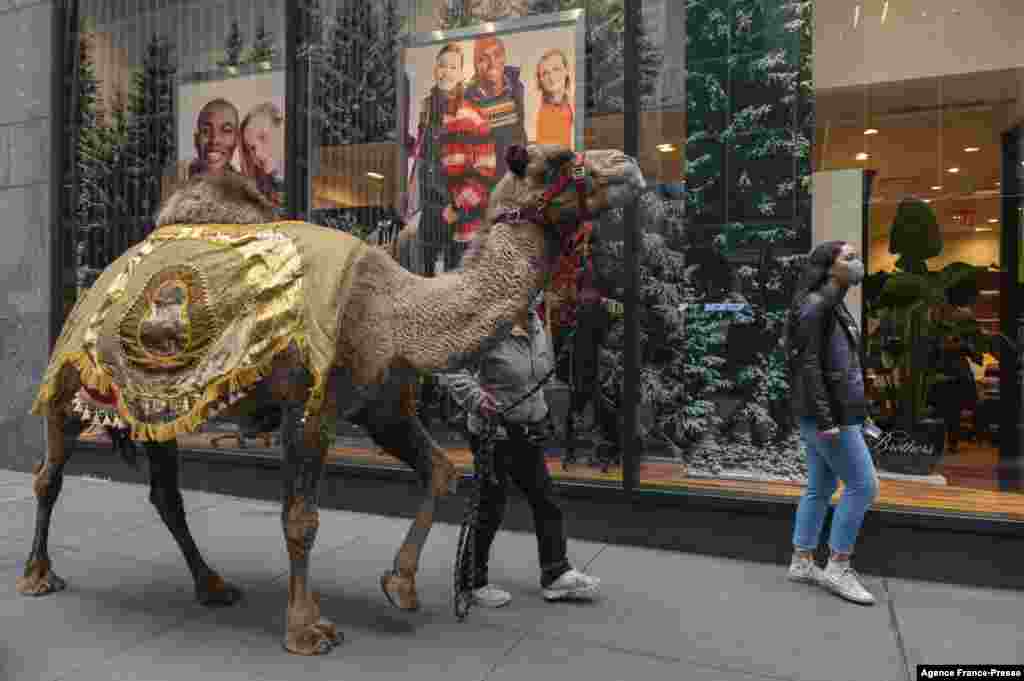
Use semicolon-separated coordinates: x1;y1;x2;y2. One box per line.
279;399;341;655
17;411;84;596
356;380;457;611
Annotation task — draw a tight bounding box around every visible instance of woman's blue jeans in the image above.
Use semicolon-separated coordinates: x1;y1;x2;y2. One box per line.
792;418;879;555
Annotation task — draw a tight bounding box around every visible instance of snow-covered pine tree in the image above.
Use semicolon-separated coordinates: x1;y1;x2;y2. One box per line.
247;15;276;65
574;1;811;477
437;0;530;28
306;0;402;146
218;20;244;68
74;26;121;291
670;0;812;474
124;34;176;221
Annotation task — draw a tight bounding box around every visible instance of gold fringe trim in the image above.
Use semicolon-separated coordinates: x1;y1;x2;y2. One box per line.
32;334;328;443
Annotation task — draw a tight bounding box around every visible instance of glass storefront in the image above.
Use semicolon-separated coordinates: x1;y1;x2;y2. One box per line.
62;0;1023;522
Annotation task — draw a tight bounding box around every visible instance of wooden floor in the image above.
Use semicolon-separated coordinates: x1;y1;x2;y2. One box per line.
79;430;1024;522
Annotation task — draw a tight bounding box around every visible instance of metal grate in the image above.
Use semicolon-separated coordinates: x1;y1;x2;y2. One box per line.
61;0;288;305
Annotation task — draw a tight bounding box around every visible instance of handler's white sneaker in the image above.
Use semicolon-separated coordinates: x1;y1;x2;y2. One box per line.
472;584;511;608
542;568;600;601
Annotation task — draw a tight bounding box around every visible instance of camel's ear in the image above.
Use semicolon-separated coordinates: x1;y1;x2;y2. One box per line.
506;145;530;177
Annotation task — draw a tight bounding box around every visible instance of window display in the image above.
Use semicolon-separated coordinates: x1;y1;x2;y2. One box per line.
58;0;1024;524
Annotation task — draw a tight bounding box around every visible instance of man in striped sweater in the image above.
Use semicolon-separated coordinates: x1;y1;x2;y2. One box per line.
464;36;528;185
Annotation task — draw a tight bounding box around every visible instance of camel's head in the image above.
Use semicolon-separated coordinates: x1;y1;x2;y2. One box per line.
488;144;646;229
155;172;276;227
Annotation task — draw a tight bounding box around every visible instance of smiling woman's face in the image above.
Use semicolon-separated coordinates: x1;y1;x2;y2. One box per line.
539;53;567;101
242;115;282;175
435;51;462;93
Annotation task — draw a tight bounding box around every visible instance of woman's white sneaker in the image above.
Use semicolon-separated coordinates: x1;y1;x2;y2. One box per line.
472;584;512;608
787;554;824;584
542;568;600;601
821;560;876;605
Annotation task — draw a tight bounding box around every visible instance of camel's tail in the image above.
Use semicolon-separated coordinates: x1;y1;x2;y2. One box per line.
104;425;139;468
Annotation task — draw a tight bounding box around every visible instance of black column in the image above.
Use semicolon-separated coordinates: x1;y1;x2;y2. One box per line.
998;126;1022;490
621;0;641;494
860;169;877;372
49;0;72;348
285;0;310;220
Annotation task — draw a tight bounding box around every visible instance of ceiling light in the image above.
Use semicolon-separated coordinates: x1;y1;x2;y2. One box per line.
853;4;861;28
947;167;960;173
366;172;384;180
964;146;980;153
863;128;879;135
923;199;932;203
975;227;993;232
988;218;999;223
856;152;869;160
656;143;676;153
931;185;942;191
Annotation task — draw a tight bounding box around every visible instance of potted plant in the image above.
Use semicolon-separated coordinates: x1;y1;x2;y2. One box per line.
863;198;990;475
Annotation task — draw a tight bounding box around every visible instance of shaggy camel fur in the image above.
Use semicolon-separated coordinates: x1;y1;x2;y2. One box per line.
19;144;644;656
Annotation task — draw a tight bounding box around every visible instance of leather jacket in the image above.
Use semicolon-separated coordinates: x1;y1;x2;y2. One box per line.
788;288;868;430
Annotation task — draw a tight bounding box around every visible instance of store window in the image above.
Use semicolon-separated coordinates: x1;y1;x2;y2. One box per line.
60;0;1024;520
633;0;813;493
811;0;1024;516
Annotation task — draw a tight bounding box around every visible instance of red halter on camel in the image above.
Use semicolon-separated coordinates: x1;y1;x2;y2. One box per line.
495;145;593;243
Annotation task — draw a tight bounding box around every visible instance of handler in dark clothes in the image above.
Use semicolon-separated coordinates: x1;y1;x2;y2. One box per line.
444;297;600;607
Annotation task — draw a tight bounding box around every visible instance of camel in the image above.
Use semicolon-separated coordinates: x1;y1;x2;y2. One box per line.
19;143;645;655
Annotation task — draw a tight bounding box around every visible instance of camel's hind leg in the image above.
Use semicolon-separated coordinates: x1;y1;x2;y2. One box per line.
145;439;242;606
273;364;341;656
16;409;85;596
355;380;457;611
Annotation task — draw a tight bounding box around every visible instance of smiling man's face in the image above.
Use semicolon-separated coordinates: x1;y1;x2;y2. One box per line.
194;104;238;174
474;39;507;93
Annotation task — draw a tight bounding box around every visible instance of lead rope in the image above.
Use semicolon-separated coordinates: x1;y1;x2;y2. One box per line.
453;416;498;621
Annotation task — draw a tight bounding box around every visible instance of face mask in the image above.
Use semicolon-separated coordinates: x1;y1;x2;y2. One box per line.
845;259;865;286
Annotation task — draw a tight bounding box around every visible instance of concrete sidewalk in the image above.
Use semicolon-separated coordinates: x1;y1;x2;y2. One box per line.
1;469;1020;681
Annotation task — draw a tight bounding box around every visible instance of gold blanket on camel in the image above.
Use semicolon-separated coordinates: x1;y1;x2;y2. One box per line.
32;221;368;441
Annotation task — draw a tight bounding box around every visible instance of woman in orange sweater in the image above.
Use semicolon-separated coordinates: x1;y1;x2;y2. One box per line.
534;48;574;148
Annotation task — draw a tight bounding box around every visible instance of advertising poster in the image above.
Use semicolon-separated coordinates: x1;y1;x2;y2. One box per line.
175;70;286;206
402;11;584;271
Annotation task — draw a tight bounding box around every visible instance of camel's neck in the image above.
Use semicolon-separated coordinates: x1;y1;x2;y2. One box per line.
395;223;553;371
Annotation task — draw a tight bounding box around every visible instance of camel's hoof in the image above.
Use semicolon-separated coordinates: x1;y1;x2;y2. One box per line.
284;619;342;656
381;572;419;611
16;561;67;596
195;574;243;607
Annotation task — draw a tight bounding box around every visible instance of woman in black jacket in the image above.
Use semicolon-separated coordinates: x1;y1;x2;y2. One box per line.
785;241;879;605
